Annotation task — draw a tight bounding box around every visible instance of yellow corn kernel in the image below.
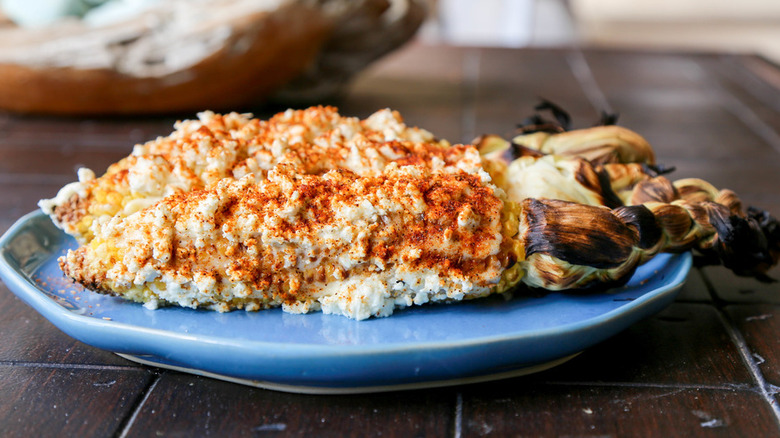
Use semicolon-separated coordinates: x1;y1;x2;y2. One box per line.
90;206;118;216
76;215;93;232
324;264;344;282
495;263;524;294
106;191;123;205
93;189;107;203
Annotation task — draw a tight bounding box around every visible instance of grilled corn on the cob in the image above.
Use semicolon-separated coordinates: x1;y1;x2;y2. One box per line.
40;106;780;319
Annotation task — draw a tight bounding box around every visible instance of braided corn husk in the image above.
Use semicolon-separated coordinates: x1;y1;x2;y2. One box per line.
511;126;654;165
483;124;780;292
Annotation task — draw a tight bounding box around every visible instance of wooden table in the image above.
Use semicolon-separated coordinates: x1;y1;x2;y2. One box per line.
2;42;780;436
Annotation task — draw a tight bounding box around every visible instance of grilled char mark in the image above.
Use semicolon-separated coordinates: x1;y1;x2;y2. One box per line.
522;198;638;269
53;194;88;229
749;206;780;258
572;160;601;196
706;204;780;282
509;141;546;160
58;250;116;297
629;177;679;205
595;167;625;209
642;163;675;177
566;159;626;209
516;99;572;134
612;205;663;250
597;111;620;126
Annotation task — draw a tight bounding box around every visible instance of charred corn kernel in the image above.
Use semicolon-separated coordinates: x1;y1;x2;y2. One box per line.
223;243;238;257
324;264;344;282
495;263;524;294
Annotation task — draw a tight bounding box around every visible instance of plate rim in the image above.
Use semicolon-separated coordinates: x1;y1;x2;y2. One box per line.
116;352;582;395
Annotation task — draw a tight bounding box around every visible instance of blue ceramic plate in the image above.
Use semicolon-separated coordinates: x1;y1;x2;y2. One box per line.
0;211;692;393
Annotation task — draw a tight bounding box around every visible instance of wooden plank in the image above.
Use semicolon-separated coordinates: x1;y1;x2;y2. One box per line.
0;367;152;438
725;304;780;386
581;51;780;163
473;48;601;142
702;266;780;305
665;158;780;211
0;146;127;178
534;303;753;385
0;181;70;246
0;183;71;228
121;373;455;437
676;269;713;302
341;43;467;142
460;383;779;437
0;285;142;367
741;57;780;97
704;55;780;148
0;115;175;148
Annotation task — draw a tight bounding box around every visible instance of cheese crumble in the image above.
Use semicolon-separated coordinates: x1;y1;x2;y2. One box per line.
42;106;518;319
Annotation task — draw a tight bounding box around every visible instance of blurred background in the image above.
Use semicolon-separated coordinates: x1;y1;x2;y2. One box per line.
0;0;778;115
423;0;780;62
